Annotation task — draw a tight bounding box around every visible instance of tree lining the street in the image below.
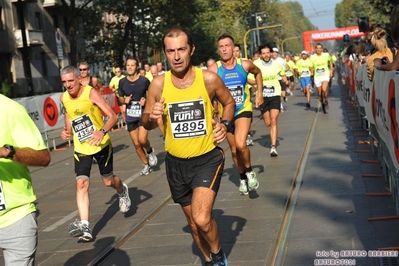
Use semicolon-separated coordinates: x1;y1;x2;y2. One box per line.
55;0;399;68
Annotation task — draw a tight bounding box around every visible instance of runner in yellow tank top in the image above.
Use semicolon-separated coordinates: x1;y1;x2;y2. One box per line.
142;27;235;265
60;66;131;243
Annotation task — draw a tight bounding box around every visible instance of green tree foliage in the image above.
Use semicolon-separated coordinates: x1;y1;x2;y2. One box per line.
58;0;100;66
77;0;318;68
335;0;396;29
277;1;316;54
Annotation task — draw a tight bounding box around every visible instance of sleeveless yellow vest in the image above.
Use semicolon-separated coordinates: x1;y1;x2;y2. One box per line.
62;85;110;155
162;67;216;158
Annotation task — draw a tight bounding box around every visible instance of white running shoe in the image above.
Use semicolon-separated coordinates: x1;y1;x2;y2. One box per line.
141;164;151;175
246;134;254;146
270;146;278;157
239;179;249;195
246;171;259;191
148;148;158;166
119;183;131;214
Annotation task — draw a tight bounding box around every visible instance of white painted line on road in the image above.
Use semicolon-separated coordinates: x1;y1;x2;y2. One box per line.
42;210;78;232
42;172;141;232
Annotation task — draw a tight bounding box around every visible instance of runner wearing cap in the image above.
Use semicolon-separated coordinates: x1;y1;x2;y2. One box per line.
294;50;313;110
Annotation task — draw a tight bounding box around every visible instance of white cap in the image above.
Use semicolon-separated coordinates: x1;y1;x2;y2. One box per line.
272;48;279;53
301;50;308;55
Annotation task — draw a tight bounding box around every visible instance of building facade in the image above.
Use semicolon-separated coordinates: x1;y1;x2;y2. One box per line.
0;0;85;97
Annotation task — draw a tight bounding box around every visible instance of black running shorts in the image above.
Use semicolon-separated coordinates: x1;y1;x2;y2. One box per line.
74;144;114;179
127;119;143;132
259;96;281;114
165;147;225;206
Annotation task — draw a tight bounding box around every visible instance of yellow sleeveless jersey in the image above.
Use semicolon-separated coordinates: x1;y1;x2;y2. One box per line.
62;85;110;155
162;67;216;158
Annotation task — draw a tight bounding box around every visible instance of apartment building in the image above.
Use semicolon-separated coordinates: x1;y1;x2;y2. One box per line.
0;0;85;97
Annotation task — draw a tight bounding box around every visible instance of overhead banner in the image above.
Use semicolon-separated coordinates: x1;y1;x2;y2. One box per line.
302;26;367;52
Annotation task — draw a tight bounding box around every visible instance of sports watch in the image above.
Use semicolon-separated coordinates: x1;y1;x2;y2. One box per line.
220;120;233;133
100;128;108;135
4;144;15;159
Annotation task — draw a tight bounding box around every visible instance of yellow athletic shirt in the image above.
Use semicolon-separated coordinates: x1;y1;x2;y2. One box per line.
254;59;285;97
62;85;110;155
162;67;216;158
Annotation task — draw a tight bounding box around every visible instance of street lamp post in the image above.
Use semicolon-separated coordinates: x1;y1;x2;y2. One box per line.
243;24;283;59
281;36;301;54
254;12;265;47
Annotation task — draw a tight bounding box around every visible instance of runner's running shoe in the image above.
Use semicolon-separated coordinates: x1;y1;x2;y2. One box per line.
270;146;278;157
246;171;259;190
79;223;93;242
141;164;151;175
148;148;158;166
119;183;131;214
239;179;249;195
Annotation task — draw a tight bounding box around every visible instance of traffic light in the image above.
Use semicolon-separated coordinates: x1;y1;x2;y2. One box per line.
343;34;350;43
358;16;369;32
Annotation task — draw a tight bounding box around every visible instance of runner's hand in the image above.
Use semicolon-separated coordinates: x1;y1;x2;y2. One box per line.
61;127;71;141
88;130;104;146
150;97;165;121
256;94;263;108
212;119;227;144
125;94;133;104
140;97;146;106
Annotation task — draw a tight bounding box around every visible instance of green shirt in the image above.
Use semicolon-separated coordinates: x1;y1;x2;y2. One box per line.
254;59;285;97
285;60;296;77
311;53;330;78
295;59;312;78
0;94;47;228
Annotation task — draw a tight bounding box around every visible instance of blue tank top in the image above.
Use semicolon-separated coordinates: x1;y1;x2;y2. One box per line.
216;58;251;116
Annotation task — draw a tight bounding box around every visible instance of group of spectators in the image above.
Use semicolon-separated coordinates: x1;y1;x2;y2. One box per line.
340;4;399;83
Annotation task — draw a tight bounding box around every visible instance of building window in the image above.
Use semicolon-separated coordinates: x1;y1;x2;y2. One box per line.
0;7;4;30
35;12;42;30
53;14;58;29
41;52;47;76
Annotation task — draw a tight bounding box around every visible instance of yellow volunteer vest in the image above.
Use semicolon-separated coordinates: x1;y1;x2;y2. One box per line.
62;85;110;155
162;67;216;158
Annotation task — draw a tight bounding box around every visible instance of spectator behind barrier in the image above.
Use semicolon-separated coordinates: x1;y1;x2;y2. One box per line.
367;28;394;80
374;5;399;72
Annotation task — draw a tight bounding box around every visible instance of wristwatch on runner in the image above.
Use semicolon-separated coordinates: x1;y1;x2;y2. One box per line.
4;144;15;159
220;120;233;133
100;128;108;135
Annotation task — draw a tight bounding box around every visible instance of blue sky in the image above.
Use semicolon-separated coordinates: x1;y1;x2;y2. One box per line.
282;0;341;30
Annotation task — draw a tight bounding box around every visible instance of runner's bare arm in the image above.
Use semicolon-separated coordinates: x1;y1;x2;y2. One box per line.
204;71;235;122
244;60;263;107
142;75;164;130
93;77;103;90
60;95;72;141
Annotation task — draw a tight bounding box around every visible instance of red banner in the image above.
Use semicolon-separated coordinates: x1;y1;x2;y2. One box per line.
302;26;367;52
101;86;121;116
